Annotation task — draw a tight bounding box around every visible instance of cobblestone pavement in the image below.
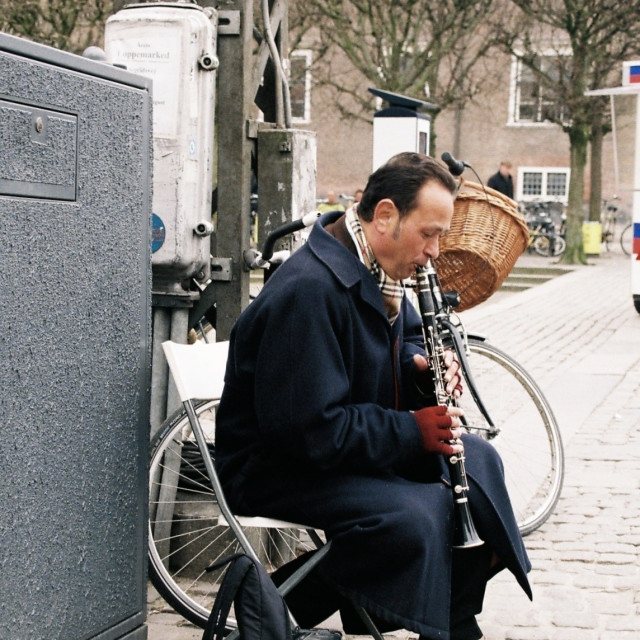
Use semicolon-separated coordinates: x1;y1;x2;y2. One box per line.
148;248;640;640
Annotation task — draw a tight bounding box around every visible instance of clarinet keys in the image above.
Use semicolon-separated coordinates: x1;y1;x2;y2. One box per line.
448;440;484;549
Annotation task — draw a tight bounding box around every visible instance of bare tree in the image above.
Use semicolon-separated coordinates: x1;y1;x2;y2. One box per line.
0;0;119;54
289;0;501;153
496;0;640;264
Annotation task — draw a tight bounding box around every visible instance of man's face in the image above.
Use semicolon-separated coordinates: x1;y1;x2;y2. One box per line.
371;181;454;281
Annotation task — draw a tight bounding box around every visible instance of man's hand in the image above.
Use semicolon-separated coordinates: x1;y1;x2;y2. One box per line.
413;405;464;456
413;350;463;399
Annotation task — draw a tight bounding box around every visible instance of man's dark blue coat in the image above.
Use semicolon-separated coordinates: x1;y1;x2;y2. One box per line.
216;212;531;639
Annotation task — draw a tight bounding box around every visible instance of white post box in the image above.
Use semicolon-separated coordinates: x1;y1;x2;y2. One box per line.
370;88;435;171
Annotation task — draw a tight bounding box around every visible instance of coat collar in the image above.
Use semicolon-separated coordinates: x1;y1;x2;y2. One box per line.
307;212;394;325
307;211;368;288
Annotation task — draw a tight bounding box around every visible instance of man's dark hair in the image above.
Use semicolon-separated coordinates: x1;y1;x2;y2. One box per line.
358;152;458;222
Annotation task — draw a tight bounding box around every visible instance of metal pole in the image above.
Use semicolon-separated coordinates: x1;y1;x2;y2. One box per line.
211;0;255;340
610;94;620;195
150;307;171;437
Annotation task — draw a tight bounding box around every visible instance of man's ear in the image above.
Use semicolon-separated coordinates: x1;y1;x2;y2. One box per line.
372;199;397;234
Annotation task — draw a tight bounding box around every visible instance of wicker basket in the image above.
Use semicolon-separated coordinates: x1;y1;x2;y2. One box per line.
435;180;529;311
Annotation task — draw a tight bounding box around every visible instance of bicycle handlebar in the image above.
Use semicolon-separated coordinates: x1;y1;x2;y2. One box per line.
244;210;322;270
261;211;321;261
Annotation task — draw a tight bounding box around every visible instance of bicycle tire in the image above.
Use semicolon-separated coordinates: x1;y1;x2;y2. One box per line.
620;222;632;256
533;234;565;257
148;400;322;628
551;236;566;256
532;234;551;257
459;339;564;536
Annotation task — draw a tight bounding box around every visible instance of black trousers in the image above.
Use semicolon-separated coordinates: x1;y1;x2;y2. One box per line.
272;543;494;640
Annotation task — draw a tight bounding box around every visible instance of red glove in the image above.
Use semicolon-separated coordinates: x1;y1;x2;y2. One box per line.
413;405;458;456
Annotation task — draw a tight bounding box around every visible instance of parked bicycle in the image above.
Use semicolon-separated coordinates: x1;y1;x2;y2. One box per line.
601;197;622;252
148;160;564;628
598;196;633;255
519;201;566;257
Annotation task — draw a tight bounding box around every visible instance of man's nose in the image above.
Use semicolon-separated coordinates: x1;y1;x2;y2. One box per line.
424;237;439;260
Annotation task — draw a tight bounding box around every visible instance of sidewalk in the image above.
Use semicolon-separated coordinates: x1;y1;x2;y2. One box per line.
147;248;640;640
461;249;640;640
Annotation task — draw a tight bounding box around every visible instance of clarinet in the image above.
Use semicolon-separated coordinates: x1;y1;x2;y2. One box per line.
414;262;484;549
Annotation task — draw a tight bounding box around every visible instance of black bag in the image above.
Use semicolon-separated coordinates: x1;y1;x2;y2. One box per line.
202;553;342;640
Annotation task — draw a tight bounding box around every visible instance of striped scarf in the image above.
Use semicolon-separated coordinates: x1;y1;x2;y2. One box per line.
345;205;404;324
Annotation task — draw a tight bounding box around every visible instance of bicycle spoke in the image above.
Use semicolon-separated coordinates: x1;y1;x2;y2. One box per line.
148;400;324;628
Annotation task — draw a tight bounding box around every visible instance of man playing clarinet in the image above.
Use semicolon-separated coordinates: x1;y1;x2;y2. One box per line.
215;152;531;640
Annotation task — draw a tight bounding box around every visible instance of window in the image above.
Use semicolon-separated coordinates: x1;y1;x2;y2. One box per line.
289;50;311;123
510;53;569;125
517;167;570;203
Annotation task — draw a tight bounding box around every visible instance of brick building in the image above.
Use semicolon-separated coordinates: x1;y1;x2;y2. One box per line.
290;42;637;217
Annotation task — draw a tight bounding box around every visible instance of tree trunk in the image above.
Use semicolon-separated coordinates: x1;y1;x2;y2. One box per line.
453;103;464;160
559;124;589;264
589;121;603;222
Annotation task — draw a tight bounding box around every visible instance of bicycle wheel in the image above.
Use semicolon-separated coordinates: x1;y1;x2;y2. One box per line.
551;236;566;256
459;339;564;536
148;400;322;628
620;222;632;256
532;234;565;257
532;234;551;256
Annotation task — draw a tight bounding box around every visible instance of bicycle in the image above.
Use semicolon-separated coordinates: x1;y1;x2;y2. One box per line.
619;221;633;256
148;164;564;628
601;198;621;252
600;196;633;254
520;201;566;257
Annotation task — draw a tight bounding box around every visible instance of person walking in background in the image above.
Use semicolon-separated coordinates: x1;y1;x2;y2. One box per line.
353;188;363;204
317;190;346;213
487;161;514;199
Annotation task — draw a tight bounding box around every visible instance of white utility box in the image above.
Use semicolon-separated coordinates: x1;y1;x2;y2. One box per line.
105;2;218;289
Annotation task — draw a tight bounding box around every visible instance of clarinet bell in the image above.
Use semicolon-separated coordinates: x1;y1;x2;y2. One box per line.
452;499;484;549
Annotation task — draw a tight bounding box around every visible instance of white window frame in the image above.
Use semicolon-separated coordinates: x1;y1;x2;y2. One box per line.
289;49;312;124
517;167;570;204
508;48;570;126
